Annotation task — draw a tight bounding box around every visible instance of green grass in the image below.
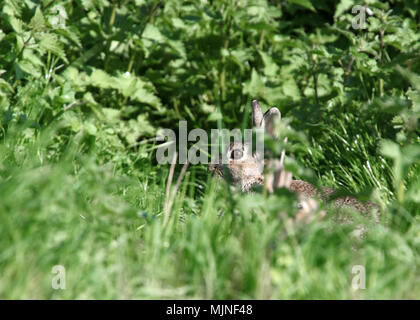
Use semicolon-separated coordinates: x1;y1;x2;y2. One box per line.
0;0;419;300
0;104;418;299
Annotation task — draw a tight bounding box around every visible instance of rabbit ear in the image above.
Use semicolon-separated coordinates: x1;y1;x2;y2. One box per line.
252;100;264;127
262;107;281;138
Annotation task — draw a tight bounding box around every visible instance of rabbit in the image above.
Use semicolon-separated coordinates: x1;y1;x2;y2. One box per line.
209;99;380;220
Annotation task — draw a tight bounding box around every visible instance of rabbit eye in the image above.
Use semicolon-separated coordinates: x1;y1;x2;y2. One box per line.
231;149;243;160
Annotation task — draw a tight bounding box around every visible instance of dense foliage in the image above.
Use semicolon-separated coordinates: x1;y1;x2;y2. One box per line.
0;0;418;298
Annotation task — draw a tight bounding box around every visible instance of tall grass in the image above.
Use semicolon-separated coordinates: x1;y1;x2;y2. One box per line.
0;0;419;299
0;95;418;299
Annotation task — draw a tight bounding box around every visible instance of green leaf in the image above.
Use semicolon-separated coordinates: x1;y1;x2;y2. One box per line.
380;140;401;160
56;28;82;48
29;7;45;31
286;0;316;12
3;0;22;17
86;70;162;109
8;16;23;33
129;79;162;109
0;78;13;93
15;60;41;78
243;69;264;98
259;51;279;78
334;0;356;18
102;108;121;123
38;33;68;63
90;69;119;89
142;24;165;43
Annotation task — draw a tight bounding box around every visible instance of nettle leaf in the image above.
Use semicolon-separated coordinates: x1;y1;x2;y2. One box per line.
281;77;300;99
15;60;41;78
102;108;121;123
142;24;186;59
85;70;162;109
55;28;82;48
120;114;155;145
402;144;420;165
116;73;138;97
0;78;13;93
229;49;252;70
372;97;411;115
2;0;22;17
142;24;165;43
397;66;420;92
61;111;82;131
406;178;420;204
334;0;357;18
8;16;23;33
29;7;45;31
128;79;162;109
38;33;68;63
112;72;162;109
264;86;286;105
243;69;265;98
167;39;186;60
60;67;87;91
259;51;279;78
328;25;356;44
244;3;271;23
84;122;98;136
380;140;401;160
90;69;119;89
286;0;316;12
22;49;44;68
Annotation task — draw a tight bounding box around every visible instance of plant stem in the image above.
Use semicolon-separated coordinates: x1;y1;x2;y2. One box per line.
259;29;265;50
313;73;319;105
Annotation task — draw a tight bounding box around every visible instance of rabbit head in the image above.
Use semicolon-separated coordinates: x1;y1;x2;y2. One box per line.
209;100;282;191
